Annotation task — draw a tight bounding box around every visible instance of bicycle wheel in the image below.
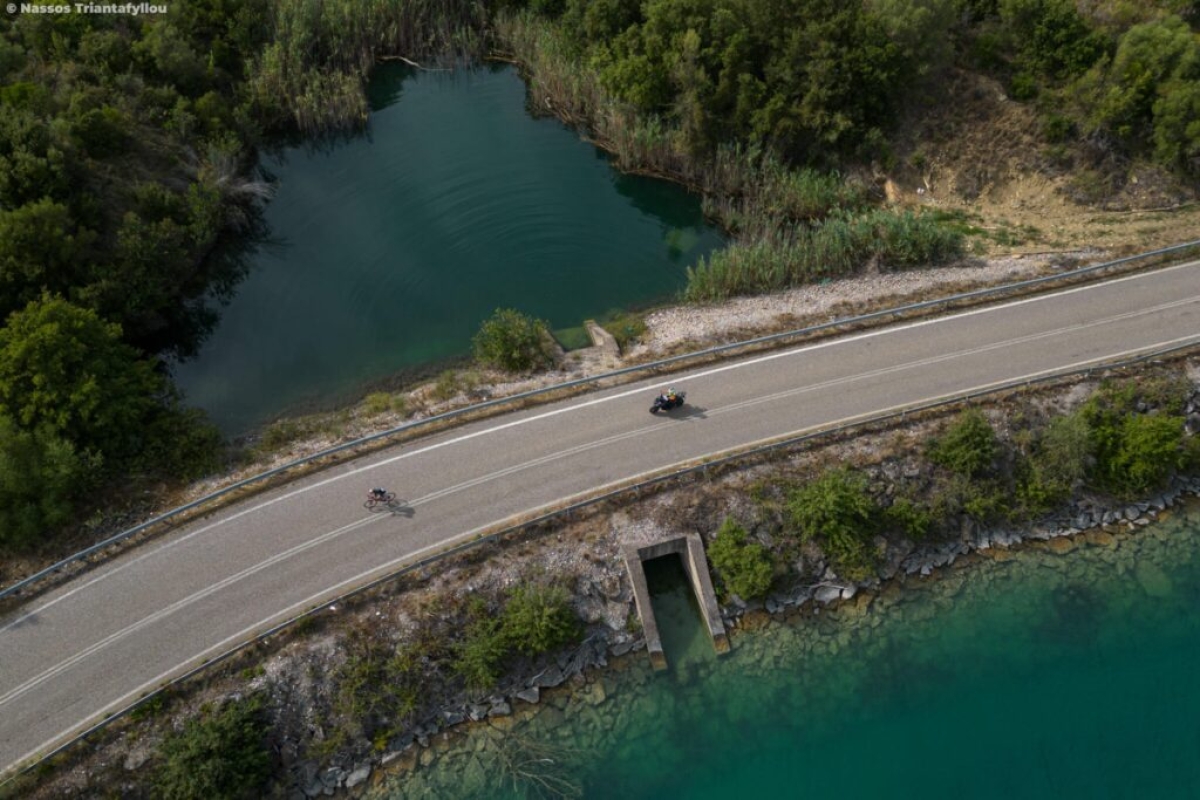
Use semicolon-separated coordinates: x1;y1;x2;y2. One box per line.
384;492;397;504
364;497;379;509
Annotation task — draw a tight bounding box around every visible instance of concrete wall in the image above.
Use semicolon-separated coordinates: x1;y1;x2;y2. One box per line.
622;534;729;670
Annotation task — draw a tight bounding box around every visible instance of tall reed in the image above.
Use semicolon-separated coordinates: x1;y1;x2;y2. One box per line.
684;211;966;302
250;0;488;133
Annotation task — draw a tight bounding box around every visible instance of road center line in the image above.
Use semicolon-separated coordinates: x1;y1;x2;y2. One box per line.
6;268;1197;630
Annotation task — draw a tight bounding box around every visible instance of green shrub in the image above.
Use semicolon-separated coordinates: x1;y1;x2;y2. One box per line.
999;0;1106;80
1105;414;1186;496
1042;113;1075;143
258;419;301;451
600;311;647;352
454;614;507;692
1076;15;1199;171
0;415;95;550
707;517;774;600
786;469;878;571
70;106;128;157
140;404;224;481
928;409;997;478
928;473;1010;523
364;392;393;415
472;308;554;372
430;370;462;402
1018;412;1092;512
451;584;581;692
1081;380;1188;496
882;497;934;541
1009;72;1038;100
152;696;272;800
501;585;581;655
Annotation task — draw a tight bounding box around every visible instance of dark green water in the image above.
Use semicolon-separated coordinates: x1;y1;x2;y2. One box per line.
644;554;712;669
378;503;1200;798
173;64;723;434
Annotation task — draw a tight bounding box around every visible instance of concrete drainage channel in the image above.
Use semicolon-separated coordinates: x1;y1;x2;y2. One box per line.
623;534;730;669
5;247;1200;785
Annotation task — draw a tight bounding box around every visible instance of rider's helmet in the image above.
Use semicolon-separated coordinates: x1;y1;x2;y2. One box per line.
667;387;677;398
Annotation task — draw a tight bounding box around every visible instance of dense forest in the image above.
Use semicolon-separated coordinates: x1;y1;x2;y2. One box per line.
1;0;1197;551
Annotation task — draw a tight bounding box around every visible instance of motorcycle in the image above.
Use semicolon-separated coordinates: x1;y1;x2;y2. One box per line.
650;390;686;414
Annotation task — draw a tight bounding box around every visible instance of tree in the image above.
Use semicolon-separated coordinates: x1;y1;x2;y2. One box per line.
1081;16;1198;146
0;295;163;462
0;199;96;320
0;415;94;550
1153;79;1200;176
865;0;957;78
999;0;1107;80
152;697;273;800
472;308;555;372
0;109;72;207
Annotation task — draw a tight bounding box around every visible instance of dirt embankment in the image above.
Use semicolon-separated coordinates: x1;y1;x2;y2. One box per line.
884;69;1200;254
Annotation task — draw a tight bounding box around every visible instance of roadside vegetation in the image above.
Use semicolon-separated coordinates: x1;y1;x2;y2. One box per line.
329;580;579;755
472;307;557;373
718;374;1200;583
3;0;1198;558
17;365;1200;798
151;695;273;800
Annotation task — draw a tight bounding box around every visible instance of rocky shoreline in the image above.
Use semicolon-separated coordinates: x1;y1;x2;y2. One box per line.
23;357;1198;799
287;456;1200;796
20;301;1199;800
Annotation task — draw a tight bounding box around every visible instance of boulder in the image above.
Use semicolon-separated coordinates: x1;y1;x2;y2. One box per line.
345;765;372;789
1135;560;1173;598
1047;537;1077;555
320;768;344;788
814;586;842;604
533;666;566;688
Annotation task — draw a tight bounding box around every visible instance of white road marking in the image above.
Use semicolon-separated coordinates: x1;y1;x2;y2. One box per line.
4;305;1200;769
5;271;1198;633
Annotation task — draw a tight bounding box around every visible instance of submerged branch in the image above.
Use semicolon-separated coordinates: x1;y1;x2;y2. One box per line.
377;54;451;72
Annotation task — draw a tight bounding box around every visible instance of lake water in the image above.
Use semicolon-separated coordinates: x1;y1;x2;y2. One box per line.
375;501;1200;798
173;64;723;434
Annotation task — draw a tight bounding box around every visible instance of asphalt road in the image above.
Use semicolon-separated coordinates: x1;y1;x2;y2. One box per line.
2;262;1199;774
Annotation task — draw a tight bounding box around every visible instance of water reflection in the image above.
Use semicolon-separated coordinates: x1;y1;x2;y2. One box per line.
174;64;724;433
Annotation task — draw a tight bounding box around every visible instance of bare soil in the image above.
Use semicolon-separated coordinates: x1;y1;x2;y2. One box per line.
884;69;1200;254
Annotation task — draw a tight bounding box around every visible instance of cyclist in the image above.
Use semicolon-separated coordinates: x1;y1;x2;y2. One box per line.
369;487;390;501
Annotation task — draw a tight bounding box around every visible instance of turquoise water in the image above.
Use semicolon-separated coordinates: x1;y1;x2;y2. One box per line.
173;64;723;434
379;503;1200;798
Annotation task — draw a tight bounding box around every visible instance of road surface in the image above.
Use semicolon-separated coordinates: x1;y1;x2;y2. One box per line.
2;261;1199;773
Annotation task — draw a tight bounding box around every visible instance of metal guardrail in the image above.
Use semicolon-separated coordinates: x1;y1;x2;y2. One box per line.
11;336;1199;784
2;239;1198;603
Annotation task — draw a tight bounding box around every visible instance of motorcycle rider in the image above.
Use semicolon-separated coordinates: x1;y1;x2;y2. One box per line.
657;387;679;408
